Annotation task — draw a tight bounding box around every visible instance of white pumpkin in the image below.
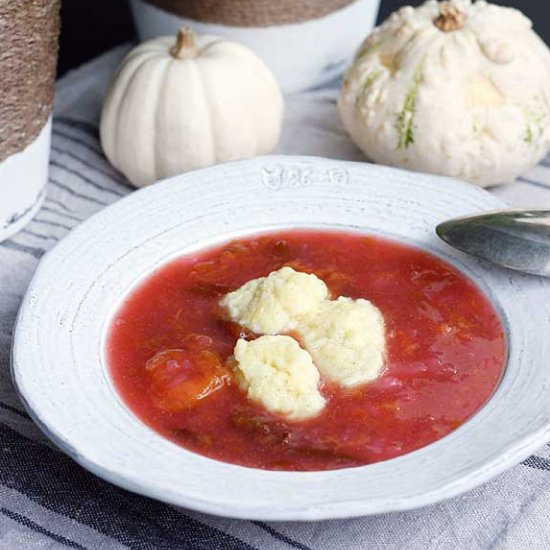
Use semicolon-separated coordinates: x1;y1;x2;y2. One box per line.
101;28;283;187
338;0;550;187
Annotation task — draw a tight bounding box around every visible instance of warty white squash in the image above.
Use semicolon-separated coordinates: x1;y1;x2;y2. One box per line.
100;28;283;187
338;0;550;187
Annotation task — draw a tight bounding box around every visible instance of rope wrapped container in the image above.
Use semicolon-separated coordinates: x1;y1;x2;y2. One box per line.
143;0;356;27
0;0;60;161
0;0;60;242
130;0;381;93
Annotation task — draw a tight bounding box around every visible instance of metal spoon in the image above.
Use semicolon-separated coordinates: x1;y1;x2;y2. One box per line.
436;210;550;277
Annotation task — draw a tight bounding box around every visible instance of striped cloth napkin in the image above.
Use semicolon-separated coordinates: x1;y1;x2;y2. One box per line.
1;45;550;550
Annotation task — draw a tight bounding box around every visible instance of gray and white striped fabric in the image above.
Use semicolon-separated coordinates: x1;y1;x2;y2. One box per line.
2;45;550;549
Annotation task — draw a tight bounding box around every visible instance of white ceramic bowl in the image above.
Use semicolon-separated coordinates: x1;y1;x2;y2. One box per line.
12;156;550;520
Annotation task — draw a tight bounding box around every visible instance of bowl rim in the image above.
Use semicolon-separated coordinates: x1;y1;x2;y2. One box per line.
11;155;550;520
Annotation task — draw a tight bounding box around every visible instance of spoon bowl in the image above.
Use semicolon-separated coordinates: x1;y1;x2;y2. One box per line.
436;210;550;277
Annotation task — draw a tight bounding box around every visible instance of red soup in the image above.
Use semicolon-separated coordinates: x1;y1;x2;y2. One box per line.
107;230;506;471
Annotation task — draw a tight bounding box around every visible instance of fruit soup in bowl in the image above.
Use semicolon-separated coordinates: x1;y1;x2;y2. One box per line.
12;157;550;520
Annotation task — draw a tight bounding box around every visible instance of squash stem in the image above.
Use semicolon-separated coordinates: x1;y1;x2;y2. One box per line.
171;28;198;59
433;3;466;32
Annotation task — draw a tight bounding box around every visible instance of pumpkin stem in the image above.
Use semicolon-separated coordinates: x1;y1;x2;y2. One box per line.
170;28;198;59
433;2;466;32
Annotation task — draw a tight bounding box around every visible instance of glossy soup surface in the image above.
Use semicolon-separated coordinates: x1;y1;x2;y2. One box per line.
107;230;506;471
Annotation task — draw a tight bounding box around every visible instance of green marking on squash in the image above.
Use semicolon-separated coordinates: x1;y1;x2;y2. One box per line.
396;62;424;149
472;116;482;137
355;70;382;110
356;40;382;60
521;101;547;146
524;125;533;145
